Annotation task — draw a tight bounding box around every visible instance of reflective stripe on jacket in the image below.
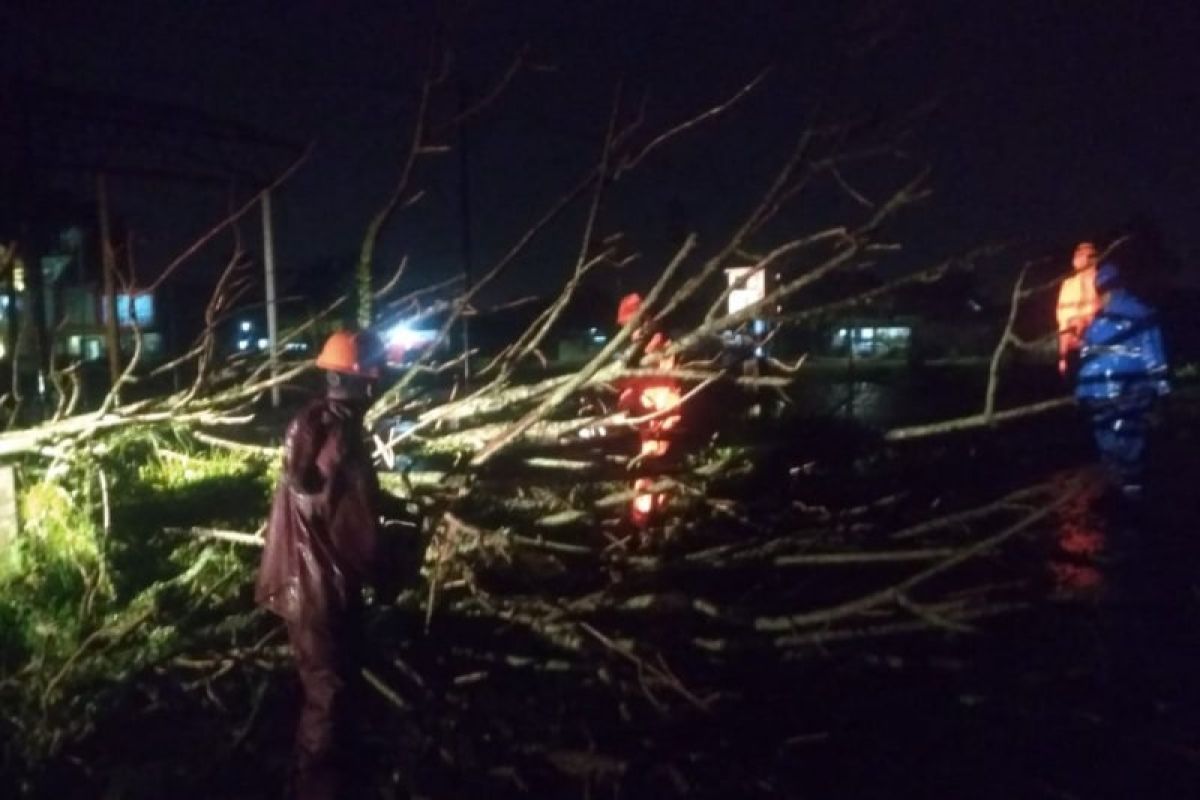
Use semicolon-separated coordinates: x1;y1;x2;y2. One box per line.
1076;290;1170;402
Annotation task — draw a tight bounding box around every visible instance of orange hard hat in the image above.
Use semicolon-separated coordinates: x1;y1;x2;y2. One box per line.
315;329;384;378
617;292;643;325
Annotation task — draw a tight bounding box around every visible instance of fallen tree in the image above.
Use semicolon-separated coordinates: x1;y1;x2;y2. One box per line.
0;36;1104;799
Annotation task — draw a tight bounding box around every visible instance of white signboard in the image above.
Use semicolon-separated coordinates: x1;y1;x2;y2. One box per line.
724;267;765;315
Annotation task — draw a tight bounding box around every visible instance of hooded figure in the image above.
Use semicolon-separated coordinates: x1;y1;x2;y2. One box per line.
256;329;390;799
1075;263;1170;497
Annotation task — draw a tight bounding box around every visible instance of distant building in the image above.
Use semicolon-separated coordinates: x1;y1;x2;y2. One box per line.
827;318;917;360
2;226;166;367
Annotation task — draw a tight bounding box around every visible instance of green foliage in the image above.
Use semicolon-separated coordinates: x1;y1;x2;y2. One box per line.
0;427;277;775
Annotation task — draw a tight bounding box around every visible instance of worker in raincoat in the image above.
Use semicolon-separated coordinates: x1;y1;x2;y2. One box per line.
256;329;395;799
1056;241;1103;379
615;293;682;528
1075;263;1170;498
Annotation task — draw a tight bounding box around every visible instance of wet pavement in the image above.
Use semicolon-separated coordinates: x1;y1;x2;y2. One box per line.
774;385;1200;799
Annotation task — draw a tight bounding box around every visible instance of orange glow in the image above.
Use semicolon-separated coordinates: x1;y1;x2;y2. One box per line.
640;386;683;430
631;477;667;525
616;303;683;528
1051;484;1105;594
1056;266;1101;360
641;438;670;458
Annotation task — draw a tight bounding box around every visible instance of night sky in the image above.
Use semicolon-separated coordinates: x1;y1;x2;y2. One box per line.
5;0;1199;304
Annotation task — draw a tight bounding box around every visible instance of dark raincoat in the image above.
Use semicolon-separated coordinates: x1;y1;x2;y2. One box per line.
256;395;382;799
256;396;381;622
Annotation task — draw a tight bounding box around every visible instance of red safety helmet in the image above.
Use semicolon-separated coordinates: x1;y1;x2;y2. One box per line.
315;329;385;378
617;292;643;326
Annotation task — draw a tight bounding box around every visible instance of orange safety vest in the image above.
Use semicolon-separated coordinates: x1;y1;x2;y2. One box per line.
618;332;681;437
1056;267;1101;356
618;332;681;526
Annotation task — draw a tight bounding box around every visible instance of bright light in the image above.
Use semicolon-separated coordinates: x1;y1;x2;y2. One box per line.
725;266;766;316
257;337;269;350
240;321;252;332
384;322;437;351
237;339;249;351
116;293;155;326
592;334;607;344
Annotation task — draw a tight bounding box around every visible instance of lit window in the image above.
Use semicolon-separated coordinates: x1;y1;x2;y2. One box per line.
106;293;155;327
240;321;252;332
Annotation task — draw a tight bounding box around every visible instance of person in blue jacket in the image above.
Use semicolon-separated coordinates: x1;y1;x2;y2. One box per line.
1075;262;1170;497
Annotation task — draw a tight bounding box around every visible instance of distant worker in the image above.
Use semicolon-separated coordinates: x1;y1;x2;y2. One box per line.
1056;241;1103;379
1075;263;1170;498
615;293;682;530
256;329;396;800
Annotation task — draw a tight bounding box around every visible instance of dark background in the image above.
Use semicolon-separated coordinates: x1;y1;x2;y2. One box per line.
3;0;1198;306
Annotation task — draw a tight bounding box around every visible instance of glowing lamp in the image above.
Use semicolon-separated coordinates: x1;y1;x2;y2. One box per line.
724;267;765;316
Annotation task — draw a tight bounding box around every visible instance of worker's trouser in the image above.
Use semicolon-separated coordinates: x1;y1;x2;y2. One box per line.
1082;390;1156;493
286;602;365;800
631;436;671;526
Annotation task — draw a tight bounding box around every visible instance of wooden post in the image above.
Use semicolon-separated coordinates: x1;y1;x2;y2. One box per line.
457;75;473;386
96;174;122;396
262;189;280;407
0;247;16;388
24;242;50;409
0;465;19;551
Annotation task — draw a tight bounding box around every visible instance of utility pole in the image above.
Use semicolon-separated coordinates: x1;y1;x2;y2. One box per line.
457;74;474;386
261;189;279;407
96;173;122;397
